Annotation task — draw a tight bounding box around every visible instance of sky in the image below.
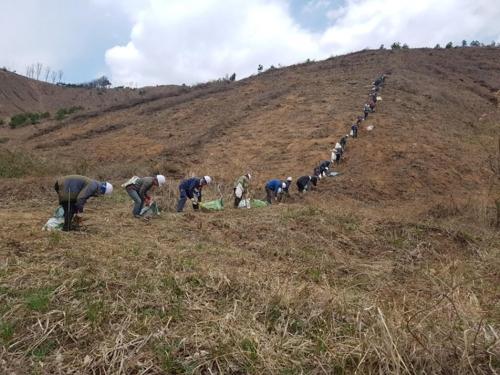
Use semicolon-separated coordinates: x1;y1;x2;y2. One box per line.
1;0;499;86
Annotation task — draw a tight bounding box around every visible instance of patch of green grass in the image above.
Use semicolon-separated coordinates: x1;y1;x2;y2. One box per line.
85;300;105;325
162;276;184;298
55;106;83;120
240;337;258;363
154;342;186;373
306;268;322;283
0;321;15;344
9;112;50;128
31;339;56;360
48;231;62;247
24;287;53;312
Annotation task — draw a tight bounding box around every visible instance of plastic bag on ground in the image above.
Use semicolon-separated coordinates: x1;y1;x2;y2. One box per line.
199;199;224;212
366;125;374;131
377;96;382;101
140;201;160;217
237;199;268;208
42;206;64;231
328;172;342;177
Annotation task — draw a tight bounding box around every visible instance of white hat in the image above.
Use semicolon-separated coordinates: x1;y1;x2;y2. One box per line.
203;176;212;184
156;175;166;186
282;182;287;188
286;176;292;181
104;182;113;195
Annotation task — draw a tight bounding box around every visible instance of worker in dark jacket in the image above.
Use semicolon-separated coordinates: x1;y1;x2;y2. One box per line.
54;175;113;231
363;103;370;120
351;123;358;138
340;135;348;150
297;175;318;193
124;175;166;217
176;176;212;212
265;179;287;204
319;160;331;176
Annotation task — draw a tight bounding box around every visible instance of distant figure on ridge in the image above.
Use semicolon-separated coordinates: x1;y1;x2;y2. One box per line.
54;175;113;231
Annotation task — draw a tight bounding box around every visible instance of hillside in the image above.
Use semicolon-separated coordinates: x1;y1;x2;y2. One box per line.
0;69;183;119
0;48;499;374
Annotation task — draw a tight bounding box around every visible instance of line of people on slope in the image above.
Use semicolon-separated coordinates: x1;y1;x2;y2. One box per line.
52;74;386;231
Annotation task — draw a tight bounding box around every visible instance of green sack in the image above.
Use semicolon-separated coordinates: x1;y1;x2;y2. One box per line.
140;201;160;217
199;199;224;212
250;199;268;208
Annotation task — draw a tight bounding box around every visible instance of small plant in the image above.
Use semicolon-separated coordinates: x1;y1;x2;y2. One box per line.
56;106;83;120
9;112;50;128
0;321;14;344
24;288;52;312
86;300;105;325
0;119;4;126
31;340;56;359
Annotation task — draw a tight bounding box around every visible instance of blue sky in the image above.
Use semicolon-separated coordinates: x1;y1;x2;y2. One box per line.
1;0;498;86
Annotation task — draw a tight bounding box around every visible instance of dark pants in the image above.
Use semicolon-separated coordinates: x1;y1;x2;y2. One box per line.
127;189;144;217
60;200;77;231
297;181;308;193
364;111;368;120
176;189;199;212
234;189;242;208
265;187;275;204
352;129;358;138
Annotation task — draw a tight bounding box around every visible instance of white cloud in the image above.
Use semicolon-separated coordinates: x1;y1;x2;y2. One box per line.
320;0;500;53
106;0;500;86
105;0;325;86
1;0;499;85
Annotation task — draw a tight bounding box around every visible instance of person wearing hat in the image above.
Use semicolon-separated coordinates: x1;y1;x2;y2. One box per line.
284;176;293;195
233;173;252;208
318;160;331;177
363;103;370;120
176;176;212;212
54;175;113;231
265;178;287;204
351;123;359;138
340;135;348;150
123;175;166;218
296;175;318;193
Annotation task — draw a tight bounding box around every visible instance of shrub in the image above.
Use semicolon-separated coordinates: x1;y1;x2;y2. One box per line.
470;40;480;47
56;106;83;120
402;43;409;49
391;42;401;50
434;44;441;49
0;119;4;126
445;42;453;49
9;111;50;128
462;40;468;47
9;114;28;128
